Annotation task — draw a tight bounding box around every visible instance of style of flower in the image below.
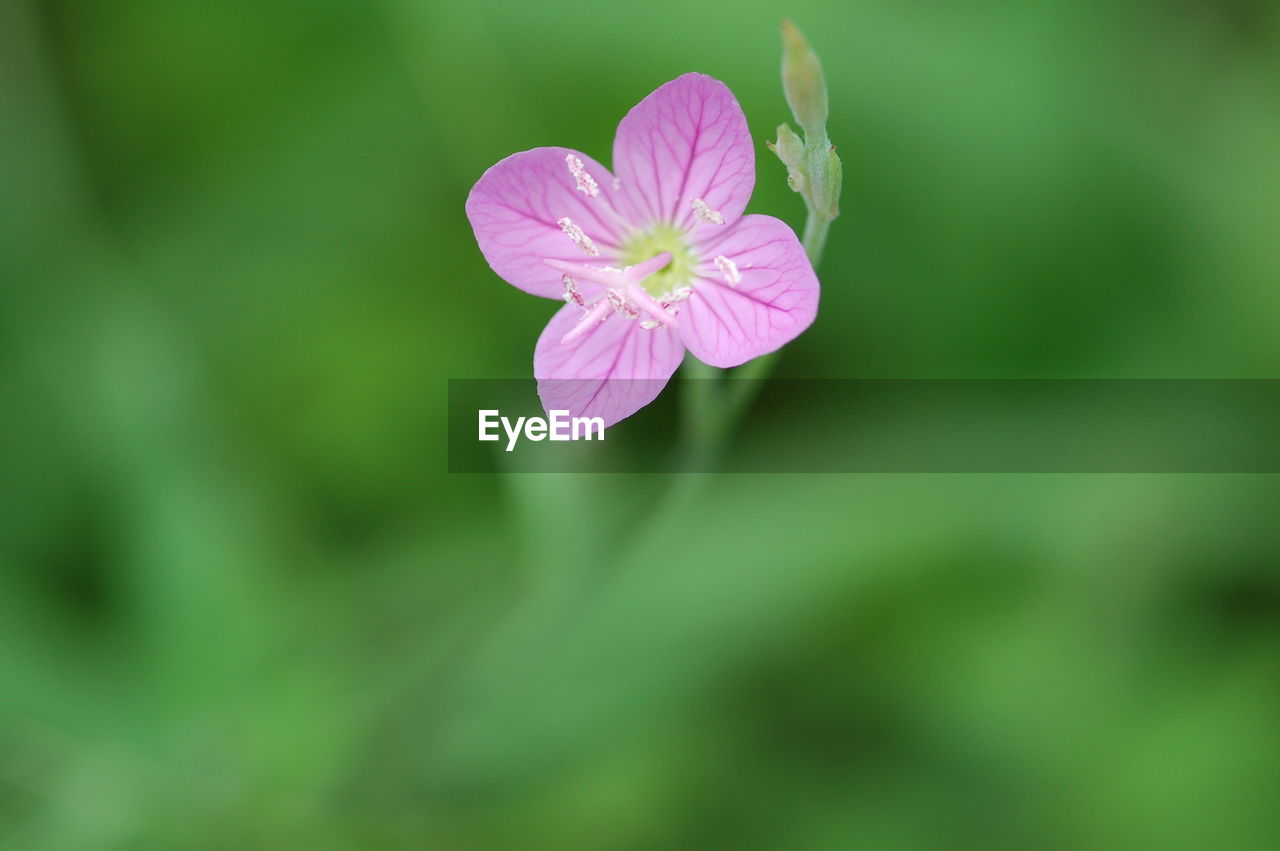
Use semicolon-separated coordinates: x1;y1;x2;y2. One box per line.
465;72;819;427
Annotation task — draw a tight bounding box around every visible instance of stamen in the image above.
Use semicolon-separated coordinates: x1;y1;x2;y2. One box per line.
565;154;599;197
562;275;585;308
559;297;611;344
714;254;741;286
639;319;661;330
692;198;725;225
557;217;599;256
607;288;640;320
659;285;693;304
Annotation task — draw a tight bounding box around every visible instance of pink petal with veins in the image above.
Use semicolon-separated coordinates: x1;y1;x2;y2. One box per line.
612;73;755;238
534;302;685;427
465;147;630;299
680;214;820;368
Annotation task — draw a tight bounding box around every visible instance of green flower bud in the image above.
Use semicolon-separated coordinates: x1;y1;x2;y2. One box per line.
772;19;842;235
781;19;828;137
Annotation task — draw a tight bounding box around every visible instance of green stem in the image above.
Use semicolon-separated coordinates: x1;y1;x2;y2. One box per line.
801;210;831;267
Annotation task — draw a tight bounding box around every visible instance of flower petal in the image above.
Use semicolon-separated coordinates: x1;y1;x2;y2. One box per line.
679;214;819;368
535;303;685;428
465;147;631;299
612;73;755;236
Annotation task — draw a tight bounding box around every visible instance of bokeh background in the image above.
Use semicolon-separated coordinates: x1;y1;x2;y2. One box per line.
4;0;1280;847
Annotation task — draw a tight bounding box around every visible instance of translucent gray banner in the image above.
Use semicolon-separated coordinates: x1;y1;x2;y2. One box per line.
448;379;1280;473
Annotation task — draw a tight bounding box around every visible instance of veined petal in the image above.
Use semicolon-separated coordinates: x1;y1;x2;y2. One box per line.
535;302;685;428
612;73;755;237
465;147;631;299
680;214;819;368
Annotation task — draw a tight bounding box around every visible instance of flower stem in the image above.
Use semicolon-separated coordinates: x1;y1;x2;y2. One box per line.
801;210;832;267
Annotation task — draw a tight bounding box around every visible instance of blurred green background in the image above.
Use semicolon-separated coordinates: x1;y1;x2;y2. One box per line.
4;0;1280;847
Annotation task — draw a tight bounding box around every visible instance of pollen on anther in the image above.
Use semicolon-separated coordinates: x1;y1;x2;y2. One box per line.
714;254;741;286
565;154;599;197
660;286;693;304
562;275;585;308
692;198;725;225
557;217;599;256
607;288;639;320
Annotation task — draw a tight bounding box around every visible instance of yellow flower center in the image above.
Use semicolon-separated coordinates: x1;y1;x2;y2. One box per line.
621;224;698;297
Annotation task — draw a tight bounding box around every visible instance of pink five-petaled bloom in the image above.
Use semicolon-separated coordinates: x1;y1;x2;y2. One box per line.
465;72;820;427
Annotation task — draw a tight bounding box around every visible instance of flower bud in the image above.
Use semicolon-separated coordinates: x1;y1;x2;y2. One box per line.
781;19;828;137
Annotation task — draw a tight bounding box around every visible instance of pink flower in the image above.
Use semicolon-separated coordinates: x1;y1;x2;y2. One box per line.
465;73;820;427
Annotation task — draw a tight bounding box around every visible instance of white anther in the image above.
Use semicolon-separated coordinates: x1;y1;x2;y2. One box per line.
640;319;661;330
562;275;585;308
605;288;639;320
714;254;741;286
692;198;725;225
557;217;599;256
565;154;599;197
660;286;693;304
